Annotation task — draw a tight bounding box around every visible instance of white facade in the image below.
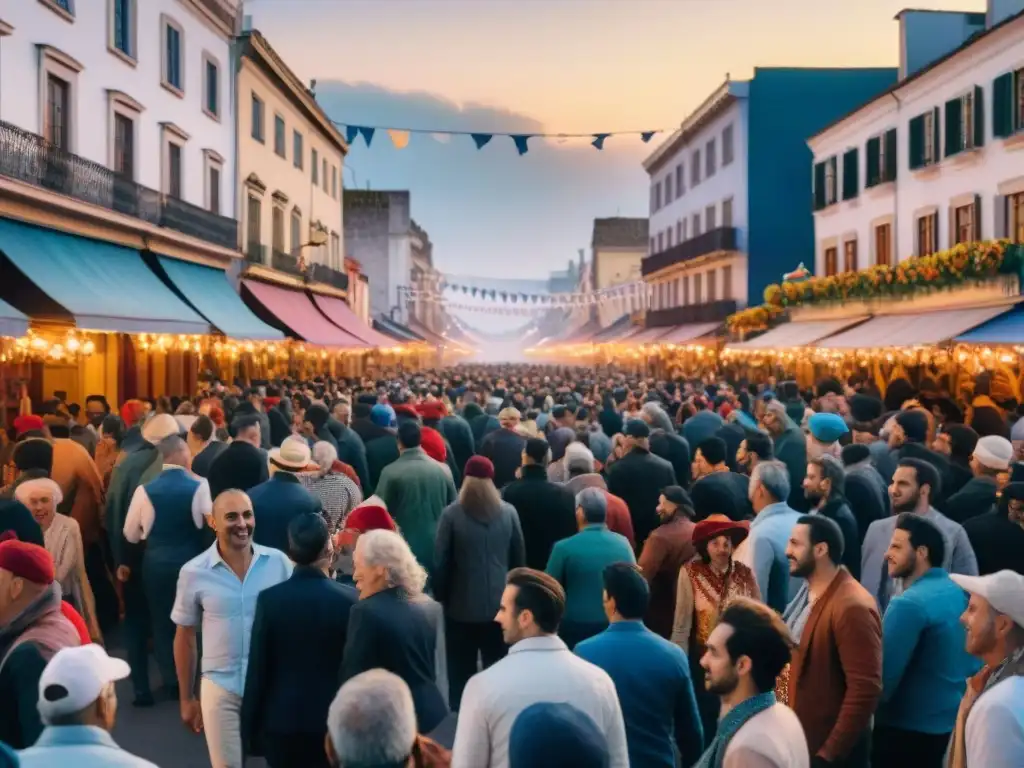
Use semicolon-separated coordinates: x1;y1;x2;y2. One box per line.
0;0;238;219
810;6;1024;277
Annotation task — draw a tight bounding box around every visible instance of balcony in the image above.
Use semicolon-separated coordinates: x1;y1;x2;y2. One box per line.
262;247;350;292
0;120;238;251
646;299;737;326
271;248;302;276
245;243;268;266
309;262;349;291
641;226;738;277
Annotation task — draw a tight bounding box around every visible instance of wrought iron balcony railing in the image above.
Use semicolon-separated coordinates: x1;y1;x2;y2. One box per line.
309;262;349;291
245;243;268;265
0;120;239;251
641;226;738;277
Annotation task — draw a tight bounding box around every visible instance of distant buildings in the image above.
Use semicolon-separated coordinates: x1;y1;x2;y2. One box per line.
590;217;648;327
810;1;1024;275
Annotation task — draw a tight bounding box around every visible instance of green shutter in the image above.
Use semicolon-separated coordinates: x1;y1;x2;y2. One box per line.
884;128;897;182
866;136;880;187
909;115;924;169
945;98;962;156
813;161;826;211
974;85;985;147
932;107;941;165
842;148;858;200
993;72;1015;137
974;194;982;240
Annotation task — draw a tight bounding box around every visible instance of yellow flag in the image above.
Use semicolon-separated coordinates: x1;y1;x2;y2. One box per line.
387;130;410;149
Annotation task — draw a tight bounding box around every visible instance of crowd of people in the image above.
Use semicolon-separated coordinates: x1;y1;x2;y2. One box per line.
0;363;1023;768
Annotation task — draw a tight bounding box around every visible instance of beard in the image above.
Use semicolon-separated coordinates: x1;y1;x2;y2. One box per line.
804;489;824;506
892;490;922;514
705;666;740;696
789;553;816;578
889;551;916;580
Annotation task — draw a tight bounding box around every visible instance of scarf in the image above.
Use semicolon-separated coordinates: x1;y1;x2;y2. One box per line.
947;646;1024;768
695;691;777;768
0;582;74;669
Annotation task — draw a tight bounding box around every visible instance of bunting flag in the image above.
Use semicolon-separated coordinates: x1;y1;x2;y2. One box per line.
336;120;664;154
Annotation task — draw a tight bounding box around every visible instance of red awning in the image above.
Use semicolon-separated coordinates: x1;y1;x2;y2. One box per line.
312;294;399;348
242;280;365;347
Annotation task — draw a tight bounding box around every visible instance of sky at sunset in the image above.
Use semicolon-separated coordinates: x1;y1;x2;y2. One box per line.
245;0;986;329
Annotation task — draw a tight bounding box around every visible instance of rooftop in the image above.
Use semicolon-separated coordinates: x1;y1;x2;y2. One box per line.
592;217;649;248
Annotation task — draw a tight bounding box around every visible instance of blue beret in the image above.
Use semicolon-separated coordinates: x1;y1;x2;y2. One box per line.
370;403;396;428
809;412;849;443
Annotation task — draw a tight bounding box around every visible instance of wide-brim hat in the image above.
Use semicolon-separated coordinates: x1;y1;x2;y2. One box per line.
693;514;750;547
268;436;313;471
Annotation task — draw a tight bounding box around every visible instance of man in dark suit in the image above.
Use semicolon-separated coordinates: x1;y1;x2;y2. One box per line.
207;415;269;500
242;514;357;767
249;436;323;554
606;420;678;547
188;415;227;478
479;407;527;489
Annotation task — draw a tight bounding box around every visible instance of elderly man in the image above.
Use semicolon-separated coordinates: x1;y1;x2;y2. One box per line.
638;486;696;639
761;399;809;512
17;645;157;766
942;435;1014;525
248;436;323;554
546;488;636;650
479;407;527;489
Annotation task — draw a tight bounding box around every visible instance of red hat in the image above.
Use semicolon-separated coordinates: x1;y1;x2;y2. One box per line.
417;400;448;421
345;505;396;534
692;514;750;547
420;427;447;464
13;415;45;436
208;406;226;428
0;532;55;584
464;455;495;481
394;404;420;421
120;400;146;427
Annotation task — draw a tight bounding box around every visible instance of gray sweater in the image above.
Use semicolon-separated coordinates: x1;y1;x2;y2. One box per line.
860;506;978;613
433;500;526;623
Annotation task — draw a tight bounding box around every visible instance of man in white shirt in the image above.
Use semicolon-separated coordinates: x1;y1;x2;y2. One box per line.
171;489;292;768
451;567;628;768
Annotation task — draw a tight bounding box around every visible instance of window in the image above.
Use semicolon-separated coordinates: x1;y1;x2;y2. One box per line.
208;165;221;214
203;55;220;120
875;223;892;266
109;0;135;61
162;16;184;94
291;208;302;253
824;246;838;277
814;157;839;210
274;115;286;158
705;204;717;230
675;163;684;196
954;203;975;244
866;129;897;187
312;149;319;184
665;173;673;204
918;213;937;256
692;212;701;238
657;232;664;252
1009;193;1024;243
694;273;703;304
691;149;701;186
841;148;860;200
293;131;304;169
843;239;858;272
666;227;674;249
167;143;182;198
332;166;338;199
322;158;328;192
681;218;688;241
993;68;1024;138
722;265;733;300
654;181;662;210
45;74;70;148
945;88;983;157
722;124;734;166
251;94;264;142
722;197;733;227
247;194;262;250
40;0;74;21
272;205;285;252
705;138;716;178
649;237;656;254
676;220;683;243
113;113;134;179
910;109;940;169
707;269;717;302
331;232;341;266
825;157;837;205
682;275;690;305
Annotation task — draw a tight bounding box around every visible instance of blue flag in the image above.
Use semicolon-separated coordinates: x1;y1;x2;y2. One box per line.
471;133;493;149
358;127;375;146
511;135;532;155
591;133;610;150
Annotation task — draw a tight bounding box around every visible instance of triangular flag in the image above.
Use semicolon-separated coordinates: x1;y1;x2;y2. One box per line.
358;127;375;146
471;133;493;150
641;131;657;143
511;135;532;155
387;129;410;149
591;134;610;150
345;125;359;144
431;132;452;144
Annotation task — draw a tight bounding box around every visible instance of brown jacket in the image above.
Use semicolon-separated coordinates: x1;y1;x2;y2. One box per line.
788;568;882;764
412;735;451;768
638;514;696;638
51;438;104;548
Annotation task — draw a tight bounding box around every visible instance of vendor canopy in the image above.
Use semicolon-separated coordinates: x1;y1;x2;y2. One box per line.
0;298;28;338
241;279;364;347
726;317;868;350
955;306;1024;345
312;294;398;348
657;322;721;345
817;305;1014;349
0;217;207;335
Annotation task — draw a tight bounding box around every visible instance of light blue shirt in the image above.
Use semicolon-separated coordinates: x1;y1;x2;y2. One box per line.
171;542;292;696
18;726;158;767
736;501;802;612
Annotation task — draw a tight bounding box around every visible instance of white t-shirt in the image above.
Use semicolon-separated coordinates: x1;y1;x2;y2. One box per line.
725;703;810;768
966;676;1024;767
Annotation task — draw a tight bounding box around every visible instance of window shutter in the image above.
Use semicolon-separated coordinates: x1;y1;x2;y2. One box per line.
842;148;859;200
932;107;941;164
994;194;1008;238
813;161;826;211
945;98;961;157
974;194;982;240
933;210;940;253
948;206;956;247
884;128;897;182
974;85;985;148
993;72;1014;138
866;137;880;187
909;115;924;169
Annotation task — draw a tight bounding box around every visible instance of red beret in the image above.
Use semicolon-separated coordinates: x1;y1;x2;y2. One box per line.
465;455;495;481
417;400;448;420
345;505;396;533
120;400;146;427
394;404;420;420
0;533;55;584
13;415;44;436
420;427;447;464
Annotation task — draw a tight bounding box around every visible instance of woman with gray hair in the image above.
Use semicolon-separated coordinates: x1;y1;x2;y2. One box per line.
343;530;450;734
299;440;363;533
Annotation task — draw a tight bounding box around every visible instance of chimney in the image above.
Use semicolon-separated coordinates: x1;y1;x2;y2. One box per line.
988;0;1024;27
242;14;253;32
897;10;985;80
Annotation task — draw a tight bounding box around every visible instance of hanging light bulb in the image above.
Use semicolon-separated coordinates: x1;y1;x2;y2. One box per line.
83;340;96;355
66;336;81;352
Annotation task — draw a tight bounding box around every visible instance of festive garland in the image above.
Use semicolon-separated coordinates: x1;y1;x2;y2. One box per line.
727;240;1023;335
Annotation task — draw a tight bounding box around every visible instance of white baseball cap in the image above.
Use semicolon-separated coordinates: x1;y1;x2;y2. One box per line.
950;570;1024;627
38;645;131;719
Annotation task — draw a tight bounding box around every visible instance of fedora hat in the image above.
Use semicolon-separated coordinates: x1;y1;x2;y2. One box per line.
268;435;312;472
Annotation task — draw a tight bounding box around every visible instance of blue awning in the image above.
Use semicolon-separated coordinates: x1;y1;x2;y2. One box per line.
0;298;28;338
955;306;1024;344
157;258;284;341
0;217;208;335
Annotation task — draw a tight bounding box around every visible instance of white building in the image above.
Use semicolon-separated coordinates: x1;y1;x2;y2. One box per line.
809;0;1024;276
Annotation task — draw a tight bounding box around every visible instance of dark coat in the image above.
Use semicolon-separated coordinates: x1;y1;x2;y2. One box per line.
941;476;999;525
0;500;44;546
819;495;862;580
267;406;292;448
963;507;1024;575
606;448;677;546
439;415;475;474
350;417;378;446
479;428;527;489
502;464;578;570
249;474;323;554
341;587;448;733
207;441;269;501
0;644;48;748
191;441;228;479
946;461;974;499
366;432;400;494
327;418;371;491
649;429;692;488
690;471;752;523
242;567;357;755
844;463;889;541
